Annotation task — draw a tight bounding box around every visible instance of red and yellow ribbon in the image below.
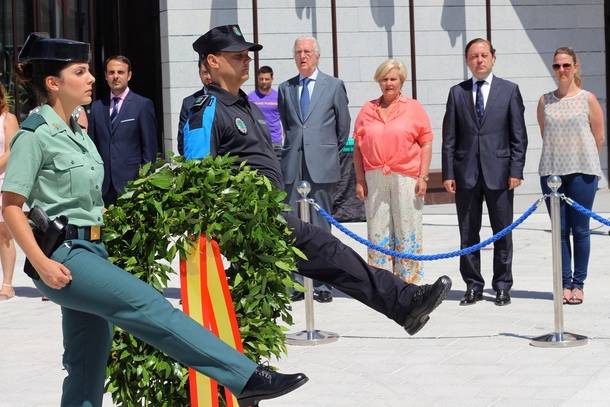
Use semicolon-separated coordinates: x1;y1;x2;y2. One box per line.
180;235;244;407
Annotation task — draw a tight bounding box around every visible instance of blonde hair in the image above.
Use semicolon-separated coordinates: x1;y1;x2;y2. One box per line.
374;59;407;84
554;47;581;87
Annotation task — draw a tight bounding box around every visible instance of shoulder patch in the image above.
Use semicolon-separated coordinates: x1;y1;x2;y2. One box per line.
20;113;46;132
191;94;210;112
184;95;217;160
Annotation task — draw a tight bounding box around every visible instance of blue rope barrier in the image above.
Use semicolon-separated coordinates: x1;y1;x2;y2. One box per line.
313;197;545;261
562;196;610;227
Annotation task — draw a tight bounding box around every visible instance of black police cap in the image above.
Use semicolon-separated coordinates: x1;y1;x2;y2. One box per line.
19;32;90;63
193;25;262;56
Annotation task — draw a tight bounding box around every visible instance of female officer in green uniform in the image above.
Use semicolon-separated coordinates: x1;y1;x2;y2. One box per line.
2;33;307;407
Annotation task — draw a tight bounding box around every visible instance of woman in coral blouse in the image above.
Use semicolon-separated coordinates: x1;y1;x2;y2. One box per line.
354;59;433;283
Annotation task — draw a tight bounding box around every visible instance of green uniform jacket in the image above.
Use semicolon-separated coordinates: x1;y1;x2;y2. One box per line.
2;104;105;226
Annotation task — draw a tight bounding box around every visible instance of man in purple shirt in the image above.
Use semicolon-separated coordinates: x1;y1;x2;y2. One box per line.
248;66;283;158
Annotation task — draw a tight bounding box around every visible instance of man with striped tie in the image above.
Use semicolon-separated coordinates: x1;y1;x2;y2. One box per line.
89;55;158;205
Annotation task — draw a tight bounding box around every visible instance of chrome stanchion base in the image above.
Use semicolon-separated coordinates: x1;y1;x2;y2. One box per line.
286;330;339;346
530;332;588;348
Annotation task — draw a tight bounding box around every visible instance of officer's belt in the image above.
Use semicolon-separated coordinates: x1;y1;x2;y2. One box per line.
65;224;102;241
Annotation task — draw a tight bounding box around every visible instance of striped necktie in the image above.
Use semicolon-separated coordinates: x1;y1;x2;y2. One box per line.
110;96;120;123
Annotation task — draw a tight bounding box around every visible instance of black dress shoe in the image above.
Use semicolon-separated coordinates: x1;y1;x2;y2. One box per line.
403;275;452;336
313;291;333;303
291;291;304;302
237;365;308;407
459;288;483;306
495;289;511;306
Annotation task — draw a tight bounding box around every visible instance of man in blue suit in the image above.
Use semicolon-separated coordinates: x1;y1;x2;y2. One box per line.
89;55;158;205
442;38;528;307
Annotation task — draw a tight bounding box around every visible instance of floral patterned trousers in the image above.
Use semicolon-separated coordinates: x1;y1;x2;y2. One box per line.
364;169;424;283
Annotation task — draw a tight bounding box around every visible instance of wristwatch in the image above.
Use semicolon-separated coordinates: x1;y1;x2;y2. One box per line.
419;174;429;182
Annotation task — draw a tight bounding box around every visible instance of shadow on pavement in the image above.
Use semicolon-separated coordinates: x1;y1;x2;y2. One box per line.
445;289;553;302
163;286;554;302
14;286;45;298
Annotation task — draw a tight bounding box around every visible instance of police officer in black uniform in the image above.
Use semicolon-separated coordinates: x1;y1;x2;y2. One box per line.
184;25;452;337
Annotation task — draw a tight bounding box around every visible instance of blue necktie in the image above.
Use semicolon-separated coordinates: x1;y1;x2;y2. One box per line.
300;77;311;118
110;96;120;123
475;80;485;122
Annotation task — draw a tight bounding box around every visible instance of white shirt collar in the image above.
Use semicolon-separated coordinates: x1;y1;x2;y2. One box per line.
111;86;130;100
472;73;494;87
299;68;319;83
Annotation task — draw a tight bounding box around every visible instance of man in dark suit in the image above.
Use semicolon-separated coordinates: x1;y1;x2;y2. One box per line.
442;38;528;307
177;56;212;155
89;55;158;205
278;36;351;303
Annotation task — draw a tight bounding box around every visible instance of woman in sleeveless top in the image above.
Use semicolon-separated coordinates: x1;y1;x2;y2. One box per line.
536;47;605;305
0;83;18;301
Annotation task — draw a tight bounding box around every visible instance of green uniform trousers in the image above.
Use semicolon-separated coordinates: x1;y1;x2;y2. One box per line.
34;239;257;407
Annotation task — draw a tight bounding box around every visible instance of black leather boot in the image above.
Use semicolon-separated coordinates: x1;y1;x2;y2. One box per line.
403;275;452;335
237;365;308;407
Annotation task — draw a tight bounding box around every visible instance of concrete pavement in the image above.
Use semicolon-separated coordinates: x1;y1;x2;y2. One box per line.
1;189;610;406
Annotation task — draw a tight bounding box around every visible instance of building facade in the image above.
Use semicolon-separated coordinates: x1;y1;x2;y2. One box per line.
1;1;607;192
160;0;608;192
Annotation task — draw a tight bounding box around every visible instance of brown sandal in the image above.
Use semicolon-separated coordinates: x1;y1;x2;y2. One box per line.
568;288;583;305
562;288;572;305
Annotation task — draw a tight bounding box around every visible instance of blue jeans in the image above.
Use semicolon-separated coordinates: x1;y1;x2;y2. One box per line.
540;174;598;289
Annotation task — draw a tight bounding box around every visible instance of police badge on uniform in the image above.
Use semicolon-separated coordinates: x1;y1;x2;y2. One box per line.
193;94;209;108
235;117;248;135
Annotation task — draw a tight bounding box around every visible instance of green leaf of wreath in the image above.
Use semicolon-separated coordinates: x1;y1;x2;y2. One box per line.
103;155;297;406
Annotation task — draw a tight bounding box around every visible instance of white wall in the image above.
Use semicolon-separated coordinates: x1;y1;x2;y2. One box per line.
491;0;607;190
159;0;607;192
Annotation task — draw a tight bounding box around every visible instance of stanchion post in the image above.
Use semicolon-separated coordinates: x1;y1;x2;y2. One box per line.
286;181;339;346
550;175;565;341
297;183;316;335
531;175;587;348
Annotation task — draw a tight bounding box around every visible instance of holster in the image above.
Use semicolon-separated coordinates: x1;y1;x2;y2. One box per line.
23;209;68;281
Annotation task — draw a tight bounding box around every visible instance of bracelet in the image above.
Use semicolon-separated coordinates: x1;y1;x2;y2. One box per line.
418;175;429;182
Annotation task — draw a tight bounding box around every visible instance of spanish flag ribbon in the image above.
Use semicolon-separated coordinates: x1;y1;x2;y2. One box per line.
180;235;244;407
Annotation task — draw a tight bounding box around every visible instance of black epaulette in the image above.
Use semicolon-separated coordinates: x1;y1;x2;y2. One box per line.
190;94;210;114
21;113;46;132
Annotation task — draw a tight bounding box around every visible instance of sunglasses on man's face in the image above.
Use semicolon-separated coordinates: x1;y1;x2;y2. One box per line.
552;63;573;70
